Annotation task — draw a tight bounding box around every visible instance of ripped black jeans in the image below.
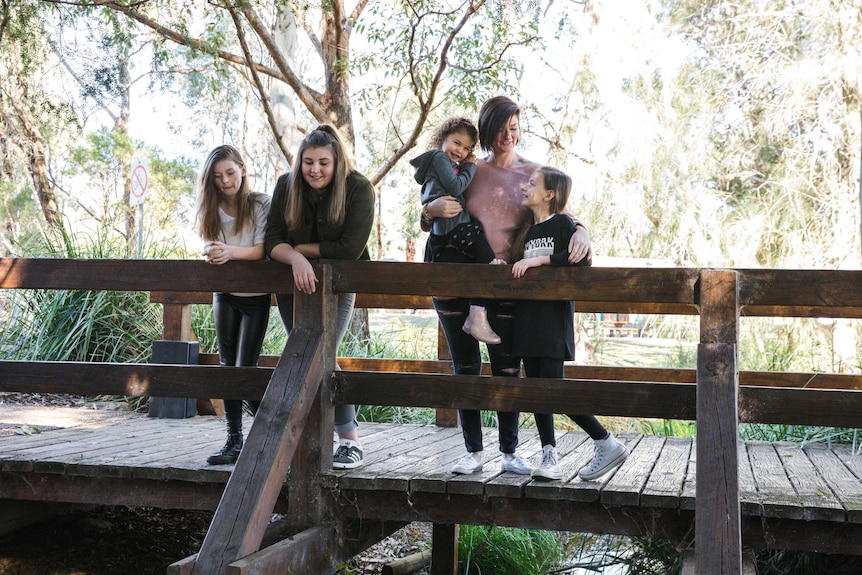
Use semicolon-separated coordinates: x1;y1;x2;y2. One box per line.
432;296;521;454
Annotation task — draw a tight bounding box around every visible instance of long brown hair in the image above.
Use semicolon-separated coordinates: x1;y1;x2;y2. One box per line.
284;124;355;229
196;145;254;241
512;166;573;261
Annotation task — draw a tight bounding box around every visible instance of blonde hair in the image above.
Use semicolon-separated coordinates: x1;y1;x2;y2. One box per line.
284;124;355;229
196;145;254;241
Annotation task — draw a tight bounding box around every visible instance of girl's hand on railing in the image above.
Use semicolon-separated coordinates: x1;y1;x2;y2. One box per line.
204;241;231;265
291;254;319;294
512;257;543;278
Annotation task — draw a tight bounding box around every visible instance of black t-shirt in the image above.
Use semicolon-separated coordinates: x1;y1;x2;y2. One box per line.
512;214;579;361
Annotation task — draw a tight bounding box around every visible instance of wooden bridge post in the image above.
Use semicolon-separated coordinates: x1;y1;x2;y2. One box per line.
435;322;458;428
287;263;337;533
696;269;742;574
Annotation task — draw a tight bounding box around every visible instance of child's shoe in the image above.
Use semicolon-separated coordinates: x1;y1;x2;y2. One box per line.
578;434;629;481
462;306;501;344
531;445;562;481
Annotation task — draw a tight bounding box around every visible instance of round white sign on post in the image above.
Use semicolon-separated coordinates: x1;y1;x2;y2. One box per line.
130;159;149;206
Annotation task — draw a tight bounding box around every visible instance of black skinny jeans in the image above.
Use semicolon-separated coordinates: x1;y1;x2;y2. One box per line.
433;297;521;453
522;357;608;445
213;292;271;434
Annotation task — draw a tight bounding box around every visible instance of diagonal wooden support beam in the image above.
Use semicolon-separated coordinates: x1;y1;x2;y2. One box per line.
189;324;325;573
223;520;405;574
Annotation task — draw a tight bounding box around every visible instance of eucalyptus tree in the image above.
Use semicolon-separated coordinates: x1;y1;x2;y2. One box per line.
48;7;145;246
0;1;67;237
666;0;861;270
85;0;537;184
665;0;862;376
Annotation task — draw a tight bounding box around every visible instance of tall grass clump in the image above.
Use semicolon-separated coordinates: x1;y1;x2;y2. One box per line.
458;525;562;575
737;317;860;448
0;227;182;364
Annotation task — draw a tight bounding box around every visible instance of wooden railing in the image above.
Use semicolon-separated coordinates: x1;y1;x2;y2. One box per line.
3;258;862;574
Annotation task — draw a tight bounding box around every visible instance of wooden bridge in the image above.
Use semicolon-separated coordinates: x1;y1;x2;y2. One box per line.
2;258;862;574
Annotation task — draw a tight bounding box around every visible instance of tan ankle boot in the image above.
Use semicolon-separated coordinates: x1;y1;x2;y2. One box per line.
463;307;501;344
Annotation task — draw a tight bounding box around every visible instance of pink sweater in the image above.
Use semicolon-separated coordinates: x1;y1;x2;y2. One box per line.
464;157;544;262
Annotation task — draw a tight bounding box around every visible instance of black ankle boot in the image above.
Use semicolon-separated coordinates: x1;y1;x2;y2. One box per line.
206;433;243;465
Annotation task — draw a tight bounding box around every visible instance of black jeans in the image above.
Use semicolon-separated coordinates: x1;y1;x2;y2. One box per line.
213;292;271;433
522;357;608;445
433;296;520;453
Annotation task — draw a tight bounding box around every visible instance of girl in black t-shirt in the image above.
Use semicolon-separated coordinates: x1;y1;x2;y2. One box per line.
511;166;629;482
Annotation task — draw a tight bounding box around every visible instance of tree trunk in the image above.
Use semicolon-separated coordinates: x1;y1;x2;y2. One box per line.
320;2;354;145
116;43;135;252
11;92;62;233
269;8;298;171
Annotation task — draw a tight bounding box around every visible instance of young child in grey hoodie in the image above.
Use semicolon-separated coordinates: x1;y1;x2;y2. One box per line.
410;117;500;344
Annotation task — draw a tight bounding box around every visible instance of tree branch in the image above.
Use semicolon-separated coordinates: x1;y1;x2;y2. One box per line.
369;0;484;185
238;4;327;123
349;0;369;32
446;36;537;74
226;4;293;165
46;36;119;124
97;2;286;83
288;0;321;57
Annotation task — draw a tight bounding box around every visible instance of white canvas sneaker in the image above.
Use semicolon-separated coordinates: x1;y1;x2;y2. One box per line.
451;452;483;474
500;454;535;475
578;434;629;481
531;445;562;481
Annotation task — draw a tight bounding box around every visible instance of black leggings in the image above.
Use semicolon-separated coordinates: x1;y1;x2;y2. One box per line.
433;296;521;453
213;292;270;433
522;357;608;445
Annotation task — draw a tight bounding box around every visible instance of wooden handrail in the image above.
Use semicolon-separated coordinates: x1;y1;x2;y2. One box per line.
5;257;862;575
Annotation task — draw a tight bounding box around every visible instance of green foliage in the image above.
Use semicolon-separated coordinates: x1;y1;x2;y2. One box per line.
356;405;435;425
637;418;696;437
354;0;536;149
754;548;862;575
740;423;862;450
63;127;197;245
624;536;684;574
0;225;183;364
458;525;562;575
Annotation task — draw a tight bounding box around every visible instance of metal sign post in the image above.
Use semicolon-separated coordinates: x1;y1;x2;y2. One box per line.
130;158;149;258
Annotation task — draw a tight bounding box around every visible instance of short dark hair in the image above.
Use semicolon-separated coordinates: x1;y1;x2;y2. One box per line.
477;96;520;152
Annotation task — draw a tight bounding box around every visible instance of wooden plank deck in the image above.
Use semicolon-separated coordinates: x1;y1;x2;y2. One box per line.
3;412;862;553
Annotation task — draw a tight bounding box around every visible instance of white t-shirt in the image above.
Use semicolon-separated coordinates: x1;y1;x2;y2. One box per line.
218;193;271;297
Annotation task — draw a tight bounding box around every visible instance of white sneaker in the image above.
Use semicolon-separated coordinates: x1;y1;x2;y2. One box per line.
531;445;562;481
332;439;364;469
501;454;535;475
451;452;483;474
578;434;629;481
